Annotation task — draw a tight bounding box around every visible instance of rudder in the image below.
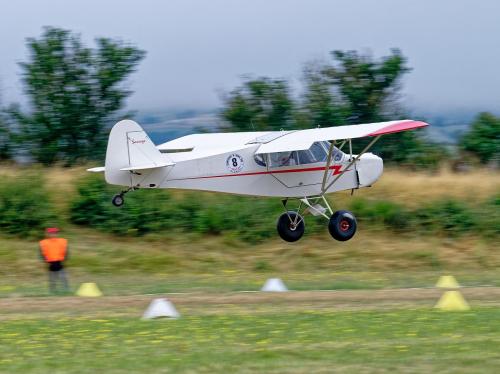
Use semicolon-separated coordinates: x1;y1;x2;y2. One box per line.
104;120;172;187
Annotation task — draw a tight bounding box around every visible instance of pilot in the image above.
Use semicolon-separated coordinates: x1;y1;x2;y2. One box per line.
39;227;70;294
278;152;297;167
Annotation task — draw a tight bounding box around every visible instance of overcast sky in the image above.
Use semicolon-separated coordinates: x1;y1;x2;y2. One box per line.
1;0;499;114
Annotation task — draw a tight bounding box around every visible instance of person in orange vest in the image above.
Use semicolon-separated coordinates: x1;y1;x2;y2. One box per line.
39;227;69;293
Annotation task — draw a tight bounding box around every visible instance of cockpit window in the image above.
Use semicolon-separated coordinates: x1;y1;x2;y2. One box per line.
254;154;267;167
268;151;299;167
267;141;346;168
296;142;328;164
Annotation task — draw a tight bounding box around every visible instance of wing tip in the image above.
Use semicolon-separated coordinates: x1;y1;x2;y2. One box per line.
368;120;429;137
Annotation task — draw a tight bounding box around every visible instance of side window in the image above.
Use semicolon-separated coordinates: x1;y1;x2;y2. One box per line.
269;152;298;168
254;154;267;167
333;148;344;162
297;150;314;164
267;142;344;168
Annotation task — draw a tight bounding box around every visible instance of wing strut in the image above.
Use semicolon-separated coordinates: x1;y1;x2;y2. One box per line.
321;135;381;195
321;140;336;192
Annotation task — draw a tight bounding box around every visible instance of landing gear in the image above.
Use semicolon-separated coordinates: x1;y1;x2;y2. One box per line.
112;194;125;207
328;210;357;241
276;196;357;242
111;186;137;207
277;211;305;242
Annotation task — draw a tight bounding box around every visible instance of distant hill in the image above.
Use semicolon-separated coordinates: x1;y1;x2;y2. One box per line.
135;108;221;145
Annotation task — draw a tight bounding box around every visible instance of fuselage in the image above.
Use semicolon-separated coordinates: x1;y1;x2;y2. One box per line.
102;120;385;198
125;142;383;197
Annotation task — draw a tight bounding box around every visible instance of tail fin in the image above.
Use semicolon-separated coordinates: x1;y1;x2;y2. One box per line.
105;120;173;186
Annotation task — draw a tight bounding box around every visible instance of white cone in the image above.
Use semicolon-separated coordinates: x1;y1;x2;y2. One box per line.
261;278;288;292
142;298;180;319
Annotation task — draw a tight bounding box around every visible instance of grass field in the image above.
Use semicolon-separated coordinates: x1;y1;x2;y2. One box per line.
1;225;499;298
0;166;498;372
1;290;500;373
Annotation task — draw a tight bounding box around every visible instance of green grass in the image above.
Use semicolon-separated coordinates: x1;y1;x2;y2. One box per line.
1;308;499;373
4;269;500;298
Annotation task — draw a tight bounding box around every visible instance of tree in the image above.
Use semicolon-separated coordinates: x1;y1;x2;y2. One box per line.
0;110;11;161
0;91;13;161
323;49;410;124
221;77;295;131
460;112;500;164
13;27;145;165
301;50;441;166
301;62;347;128
222;49;442;168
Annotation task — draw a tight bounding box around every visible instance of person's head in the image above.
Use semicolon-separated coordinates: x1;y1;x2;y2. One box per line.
279;152;292;166
45;227;59;238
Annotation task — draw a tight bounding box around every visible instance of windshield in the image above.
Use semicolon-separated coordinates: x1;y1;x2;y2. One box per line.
296;142;328;164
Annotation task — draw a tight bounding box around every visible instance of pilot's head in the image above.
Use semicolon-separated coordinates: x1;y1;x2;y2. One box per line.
279;152;292;165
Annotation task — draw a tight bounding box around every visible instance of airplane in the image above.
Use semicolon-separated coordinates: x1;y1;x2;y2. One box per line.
88;119;428;242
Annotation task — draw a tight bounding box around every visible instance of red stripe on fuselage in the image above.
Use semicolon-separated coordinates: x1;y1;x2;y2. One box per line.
180;164;344;180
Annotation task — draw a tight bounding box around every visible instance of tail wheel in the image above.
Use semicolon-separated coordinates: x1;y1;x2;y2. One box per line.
277;211;305;242
112;194;125;207
328;210;357;241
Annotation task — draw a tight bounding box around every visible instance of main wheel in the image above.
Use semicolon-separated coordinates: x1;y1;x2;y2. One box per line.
112;194;124;207
328;210;357;241
277;211;305;242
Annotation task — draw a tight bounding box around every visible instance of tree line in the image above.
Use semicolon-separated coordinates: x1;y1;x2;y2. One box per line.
0;27;498;167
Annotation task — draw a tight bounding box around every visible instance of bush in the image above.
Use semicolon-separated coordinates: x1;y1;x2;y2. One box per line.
71;175;498;241
475;195;500;238
349;198;410;231
351;196;500;238
460;112;500;164
0;172;56;237
414;200;474;235
70;174;174;235
70;174;290;242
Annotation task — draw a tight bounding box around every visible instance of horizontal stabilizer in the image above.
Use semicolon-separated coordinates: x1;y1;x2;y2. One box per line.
87;167;105;173
119;162;174;171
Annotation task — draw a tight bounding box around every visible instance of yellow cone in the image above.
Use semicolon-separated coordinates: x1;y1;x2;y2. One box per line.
435;290;470;311
435;275;460;289
76;282;103;297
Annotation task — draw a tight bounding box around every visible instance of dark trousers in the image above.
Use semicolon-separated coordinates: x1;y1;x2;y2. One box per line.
48;262;69;293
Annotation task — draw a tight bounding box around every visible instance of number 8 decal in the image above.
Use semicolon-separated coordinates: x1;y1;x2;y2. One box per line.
226;154;244;173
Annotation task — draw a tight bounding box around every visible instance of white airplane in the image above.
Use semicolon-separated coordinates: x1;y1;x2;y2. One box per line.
89;119;428;242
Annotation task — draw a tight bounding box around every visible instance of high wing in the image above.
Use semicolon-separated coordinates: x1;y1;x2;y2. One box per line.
156;131;272;161
255;120;428;153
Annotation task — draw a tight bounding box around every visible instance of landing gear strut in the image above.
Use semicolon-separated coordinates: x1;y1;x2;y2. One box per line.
277;211;305;242
276;196;357;242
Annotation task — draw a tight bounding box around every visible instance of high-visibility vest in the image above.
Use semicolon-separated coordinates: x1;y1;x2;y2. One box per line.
39;238;68;262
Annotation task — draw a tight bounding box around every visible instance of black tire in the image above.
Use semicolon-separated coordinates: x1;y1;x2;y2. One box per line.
277;211;305;242
328;210;357;241
112;194;124;207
